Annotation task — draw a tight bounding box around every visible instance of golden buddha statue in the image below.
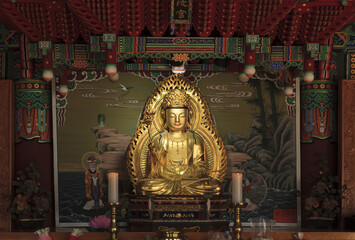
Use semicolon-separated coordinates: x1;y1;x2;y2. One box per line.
127;74;226;196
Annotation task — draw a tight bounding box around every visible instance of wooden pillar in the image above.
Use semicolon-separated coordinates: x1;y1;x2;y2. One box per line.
0;80;14;231
13;78;54;228
340;79;355;218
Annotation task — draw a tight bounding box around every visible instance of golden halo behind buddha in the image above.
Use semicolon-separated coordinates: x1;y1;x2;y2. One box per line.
127;74;227;195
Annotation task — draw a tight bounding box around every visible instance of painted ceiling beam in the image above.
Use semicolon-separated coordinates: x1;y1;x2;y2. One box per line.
312;3;355;43
66;0;108;34
1;2;43;42
254;0;296;35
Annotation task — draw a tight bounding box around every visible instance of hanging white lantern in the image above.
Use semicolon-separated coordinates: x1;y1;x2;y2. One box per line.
238;73;250;83
303;55;315;84
284;86;293;97
244;49;256;78
303;72;314;84
244;65;256;78
58;85;68;97
42;69;54;82
105;64;117;77
108;72;120;83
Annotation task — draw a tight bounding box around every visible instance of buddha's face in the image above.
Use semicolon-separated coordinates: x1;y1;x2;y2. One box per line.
166;108;188;132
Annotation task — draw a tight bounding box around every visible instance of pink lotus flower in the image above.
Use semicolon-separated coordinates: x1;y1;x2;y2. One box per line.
88;215;111;229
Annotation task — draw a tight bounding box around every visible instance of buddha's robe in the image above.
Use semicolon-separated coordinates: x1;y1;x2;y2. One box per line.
137;130;221;195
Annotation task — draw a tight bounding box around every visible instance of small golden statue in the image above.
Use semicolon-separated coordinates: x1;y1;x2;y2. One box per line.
127;74;226;195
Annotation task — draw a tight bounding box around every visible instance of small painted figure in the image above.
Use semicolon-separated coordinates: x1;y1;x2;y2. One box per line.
83;155;104;210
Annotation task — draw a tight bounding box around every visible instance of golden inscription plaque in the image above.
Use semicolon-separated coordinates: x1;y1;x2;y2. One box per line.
127;74;226;195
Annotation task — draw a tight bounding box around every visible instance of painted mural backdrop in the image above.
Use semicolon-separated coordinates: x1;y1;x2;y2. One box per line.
55;72;297;226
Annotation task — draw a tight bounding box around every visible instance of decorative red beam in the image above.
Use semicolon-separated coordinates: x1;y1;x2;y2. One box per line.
1;2;43;42
313;3;355;43
254;0;296;35
66;0;108;34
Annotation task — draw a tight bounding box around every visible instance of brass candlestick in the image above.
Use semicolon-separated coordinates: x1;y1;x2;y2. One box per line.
109;202;120;240
232;202;247;240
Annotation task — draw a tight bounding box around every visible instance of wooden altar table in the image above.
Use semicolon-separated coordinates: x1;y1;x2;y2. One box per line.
2;231;355;240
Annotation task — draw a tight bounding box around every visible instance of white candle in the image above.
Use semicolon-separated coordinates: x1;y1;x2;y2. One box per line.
108;172;119;203
232;172;243;203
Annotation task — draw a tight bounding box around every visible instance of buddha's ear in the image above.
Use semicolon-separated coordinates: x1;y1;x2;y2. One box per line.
161;108;167;125
187;107;193;129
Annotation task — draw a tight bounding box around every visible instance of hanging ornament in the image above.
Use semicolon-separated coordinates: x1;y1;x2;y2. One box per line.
59;85;68;97
105;46;117;77
42;50;54;82
284;71;294;97
303;55;315;84
238;73;249;83
303;72;314;84
58;72;68;97
105;64;117;78
284;86;294;97
244;49;256;78
42;69;54;82
244;65;256;78
108;72;120;83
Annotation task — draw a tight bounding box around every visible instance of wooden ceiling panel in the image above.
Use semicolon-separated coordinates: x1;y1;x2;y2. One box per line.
0;0;353;44
1;2;43;41
67;0;108;34
253;0;296;36
193;0;216;37
216;0;240;37
146;0;170;36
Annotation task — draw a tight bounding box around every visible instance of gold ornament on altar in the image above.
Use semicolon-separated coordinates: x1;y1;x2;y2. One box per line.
127;74;227;195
